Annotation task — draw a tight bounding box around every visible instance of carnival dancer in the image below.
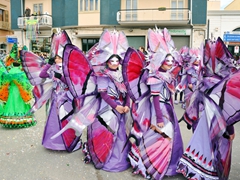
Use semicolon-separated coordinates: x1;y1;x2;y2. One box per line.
0;46;36;128
76;29;131;172
174;46;189;106
177;37;239;180
21;30;81;152
123;27;183;180
176;47;201;110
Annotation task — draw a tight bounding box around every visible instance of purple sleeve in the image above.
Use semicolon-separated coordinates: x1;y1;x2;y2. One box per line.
152;95;163;123
39;64;51;78
187;74;191;84
60;76;67;84
125;94;130;108
100;91;118;109
226;125;235;135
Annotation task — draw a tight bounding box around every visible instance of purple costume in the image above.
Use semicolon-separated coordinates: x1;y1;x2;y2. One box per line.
177;37;239;180
123;27;183;180
20;30;81;152
86;68;131;171
81;29;131;172
39;63;75;150
176;48;201;109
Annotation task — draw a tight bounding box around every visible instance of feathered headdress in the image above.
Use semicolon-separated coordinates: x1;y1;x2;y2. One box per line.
5;43;20;67
50;29;71;58
189;48;201;65
178;46;190;66
88;29;129;66
146;26;180;72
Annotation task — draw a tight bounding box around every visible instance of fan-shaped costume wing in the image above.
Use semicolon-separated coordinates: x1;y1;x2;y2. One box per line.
20;50;53;111
122;47;149;101
209;70;240;126
20;50;46;85
51;44;101;145
204;37;236;80
63;44;96;99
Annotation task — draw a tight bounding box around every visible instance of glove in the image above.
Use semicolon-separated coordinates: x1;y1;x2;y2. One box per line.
54;72;62;79
48;57;55;65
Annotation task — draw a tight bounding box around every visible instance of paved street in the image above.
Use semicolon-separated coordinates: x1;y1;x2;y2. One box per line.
1;102;240;180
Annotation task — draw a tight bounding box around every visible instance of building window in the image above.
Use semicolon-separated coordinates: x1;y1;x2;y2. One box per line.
82;38;99;52
80;0;99;11
0;9;9;23
33;3;43;15
126;0;137;20
0;9;3;21
171;0;184;20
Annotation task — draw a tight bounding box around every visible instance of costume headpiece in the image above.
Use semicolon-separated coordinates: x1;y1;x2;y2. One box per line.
146;26;180;72
189;48;201;64
88;29;129;66
50;28;71;59
178;46;190;65
5;43;21;67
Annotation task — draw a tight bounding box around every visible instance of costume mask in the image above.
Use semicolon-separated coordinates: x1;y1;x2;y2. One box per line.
163;55;174;66
109;57;120;65
56;63;63;70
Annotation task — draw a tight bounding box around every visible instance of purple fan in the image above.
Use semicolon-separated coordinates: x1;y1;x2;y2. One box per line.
122;47;149;101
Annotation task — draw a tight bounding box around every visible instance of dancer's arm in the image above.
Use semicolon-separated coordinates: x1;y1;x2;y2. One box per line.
151;83;164;127
98;76;124;114
39;58;54;78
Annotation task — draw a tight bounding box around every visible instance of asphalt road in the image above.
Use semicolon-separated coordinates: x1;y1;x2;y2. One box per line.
1;102;240;180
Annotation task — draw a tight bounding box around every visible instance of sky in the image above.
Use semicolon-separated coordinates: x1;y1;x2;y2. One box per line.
220;0;234;9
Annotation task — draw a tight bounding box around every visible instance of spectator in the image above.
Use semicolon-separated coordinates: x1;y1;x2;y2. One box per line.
138;46;148;55
25;7;31;17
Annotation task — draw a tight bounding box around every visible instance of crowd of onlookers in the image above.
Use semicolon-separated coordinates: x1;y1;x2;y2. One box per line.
33;51;49;61
0;49;49;62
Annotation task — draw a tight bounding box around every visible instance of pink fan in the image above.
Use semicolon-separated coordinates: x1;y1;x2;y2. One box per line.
63;44;96;98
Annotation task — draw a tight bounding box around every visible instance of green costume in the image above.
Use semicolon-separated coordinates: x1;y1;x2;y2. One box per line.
0;44;36;128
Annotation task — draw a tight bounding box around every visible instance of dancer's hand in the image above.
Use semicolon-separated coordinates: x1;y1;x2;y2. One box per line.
48;57;55;65
54;72;62;79
157;122;164;128
229;133;235;141
123;106;130;113
188;83;193;90
115;105;125;114
150;124;156;130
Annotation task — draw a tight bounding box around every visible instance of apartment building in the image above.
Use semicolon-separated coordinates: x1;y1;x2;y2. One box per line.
0;0;13;52
11;0;209;53
207;0;240;56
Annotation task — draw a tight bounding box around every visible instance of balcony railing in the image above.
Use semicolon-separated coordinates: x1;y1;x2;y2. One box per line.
17;14;52;29
117;8;190;26
0;21;10;30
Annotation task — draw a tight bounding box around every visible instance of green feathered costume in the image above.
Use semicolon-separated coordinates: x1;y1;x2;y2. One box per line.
0;45;36;128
